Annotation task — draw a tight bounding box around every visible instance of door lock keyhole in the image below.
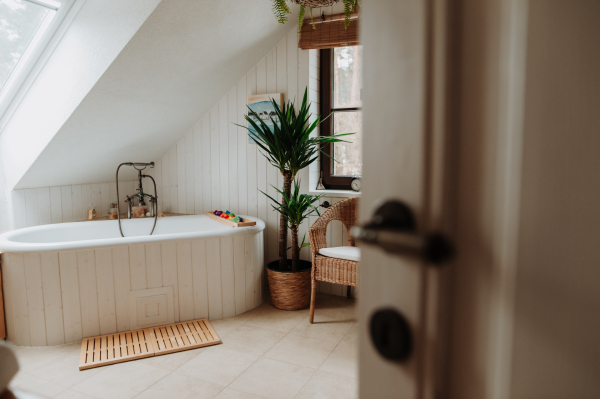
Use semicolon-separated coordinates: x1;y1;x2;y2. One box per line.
370;308;413;362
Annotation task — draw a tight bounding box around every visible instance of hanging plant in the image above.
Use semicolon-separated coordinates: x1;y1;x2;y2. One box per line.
272;0;360;37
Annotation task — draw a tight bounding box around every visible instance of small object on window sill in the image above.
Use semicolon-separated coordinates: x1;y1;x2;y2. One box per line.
320;201;331;209
109;213;118;220
316;172;326;190
351;176;362;192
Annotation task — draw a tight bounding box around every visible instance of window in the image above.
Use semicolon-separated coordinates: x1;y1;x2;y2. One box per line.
0;0;62;116
320;46;363;190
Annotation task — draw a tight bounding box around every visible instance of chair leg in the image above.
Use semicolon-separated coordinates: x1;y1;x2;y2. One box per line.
309;279;317;324
346;286;352;298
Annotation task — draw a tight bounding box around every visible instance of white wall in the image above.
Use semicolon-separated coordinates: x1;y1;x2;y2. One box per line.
0;0;162;190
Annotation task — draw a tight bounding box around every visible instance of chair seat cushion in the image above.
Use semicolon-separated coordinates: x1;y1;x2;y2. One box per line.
319;246;361;262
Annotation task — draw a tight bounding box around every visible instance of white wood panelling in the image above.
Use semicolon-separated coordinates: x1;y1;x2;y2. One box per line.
221;237;236;318
40;252;64;345
206;237;223;319
95;247;117;335
1;231;264;346
59;251;82;344
7;180;138;232
176;240;194;322
23;253;46;346
77;249;100;338
191;239;209;319
112;246;131;332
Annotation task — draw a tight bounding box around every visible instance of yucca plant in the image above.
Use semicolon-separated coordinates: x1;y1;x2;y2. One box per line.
238;88;352;270
262;180;322;271
273;0;360;37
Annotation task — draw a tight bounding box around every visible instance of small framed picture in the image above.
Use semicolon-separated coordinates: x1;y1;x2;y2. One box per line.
247;93;283;144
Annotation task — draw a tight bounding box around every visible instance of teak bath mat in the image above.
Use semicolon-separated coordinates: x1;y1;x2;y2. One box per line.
79;318;221;370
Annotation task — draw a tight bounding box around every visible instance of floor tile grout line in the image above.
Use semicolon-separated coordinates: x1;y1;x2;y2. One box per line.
314;320;358;377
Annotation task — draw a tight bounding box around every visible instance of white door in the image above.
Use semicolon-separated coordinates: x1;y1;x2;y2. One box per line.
358;1;452;398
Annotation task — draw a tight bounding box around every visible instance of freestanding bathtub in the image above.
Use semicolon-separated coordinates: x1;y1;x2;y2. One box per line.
0;215;265;346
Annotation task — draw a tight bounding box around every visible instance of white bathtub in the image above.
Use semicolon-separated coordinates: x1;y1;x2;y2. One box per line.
0;215;265;346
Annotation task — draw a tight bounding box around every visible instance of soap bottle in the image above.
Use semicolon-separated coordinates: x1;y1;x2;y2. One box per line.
109;202;118;220
88;204;97;220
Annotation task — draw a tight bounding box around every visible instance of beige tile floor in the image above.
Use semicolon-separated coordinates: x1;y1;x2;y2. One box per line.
9;293;358;399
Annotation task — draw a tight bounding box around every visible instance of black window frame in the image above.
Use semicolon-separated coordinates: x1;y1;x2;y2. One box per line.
319;47;361;190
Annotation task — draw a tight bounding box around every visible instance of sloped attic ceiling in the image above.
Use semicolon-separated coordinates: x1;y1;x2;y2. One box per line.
15;0;297;188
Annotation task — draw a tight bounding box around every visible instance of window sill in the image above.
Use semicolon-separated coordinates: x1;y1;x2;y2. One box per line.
309;189;361;198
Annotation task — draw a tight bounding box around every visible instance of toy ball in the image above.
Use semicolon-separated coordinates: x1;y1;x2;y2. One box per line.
228;215;235;220
232;216;241;223
220;213;228;219
225;210;231;215
214;210;223;216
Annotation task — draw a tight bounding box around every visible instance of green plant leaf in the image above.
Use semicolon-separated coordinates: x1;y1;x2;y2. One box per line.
298;5;306;38
272;0;291;24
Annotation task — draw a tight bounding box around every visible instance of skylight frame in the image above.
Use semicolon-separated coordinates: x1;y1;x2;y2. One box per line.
0;0;77;123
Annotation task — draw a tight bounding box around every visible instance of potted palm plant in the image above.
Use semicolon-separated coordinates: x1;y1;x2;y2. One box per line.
262;180;322;309
240;88;351;310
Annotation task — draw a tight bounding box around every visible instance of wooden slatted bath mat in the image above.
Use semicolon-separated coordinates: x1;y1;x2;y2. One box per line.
79;318;221;370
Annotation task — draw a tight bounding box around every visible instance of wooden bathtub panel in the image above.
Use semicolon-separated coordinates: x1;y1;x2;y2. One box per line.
9;253;30;346
112;246;131;332
41;252;64;345
206;238;223;319
176;241;194;321
59;251;82;343
233;235;246;315
220;237;235;318
191;239;209;319
1;254;16;342
244;234;255;312
24;253;46;346
251;234;264;308
3;229;265;347
78;249;100;338
95;248;117;335
161;242;179;322
145;243;162;289
129;244;147;292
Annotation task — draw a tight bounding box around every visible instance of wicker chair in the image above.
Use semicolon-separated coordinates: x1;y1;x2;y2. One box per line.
308;197;359;323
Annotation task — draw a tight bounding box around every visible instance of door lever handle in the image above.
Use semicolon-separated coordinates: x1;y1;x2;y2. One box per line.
351;200;454;264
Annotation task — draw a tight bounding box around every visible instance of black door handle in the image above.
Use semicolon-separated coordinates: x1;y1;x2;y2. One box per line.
351;200;454;264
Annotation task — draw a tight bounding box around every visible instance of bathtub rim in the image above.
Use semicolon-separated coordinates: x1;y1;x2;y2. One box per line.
0;214;265;253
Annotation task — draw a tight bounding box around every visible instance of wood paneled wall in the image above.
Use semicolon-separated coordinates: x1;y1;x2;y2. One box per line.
9;180;137;231
2;232;264;346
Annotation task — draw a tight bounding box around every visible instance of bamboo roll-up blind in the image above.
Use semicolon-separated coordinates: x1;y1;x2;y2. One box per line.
298;12;359;50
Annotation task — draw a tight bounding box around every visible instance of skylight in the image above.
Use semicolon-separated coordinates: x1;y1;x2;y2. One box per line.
0;0;61;111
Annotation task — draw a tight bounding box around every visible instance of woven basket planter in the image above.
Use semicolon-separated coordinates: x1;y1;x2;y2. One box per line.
266;260;312;311
289;0;340;7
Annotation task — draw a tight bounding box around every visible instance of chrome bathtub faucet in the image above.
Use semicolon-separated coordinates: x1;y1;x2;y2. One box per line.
115;162;159;237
